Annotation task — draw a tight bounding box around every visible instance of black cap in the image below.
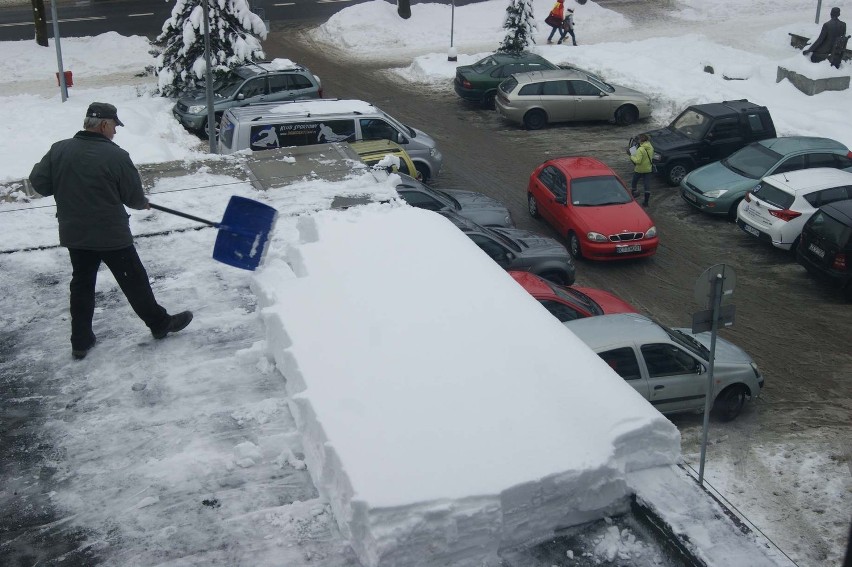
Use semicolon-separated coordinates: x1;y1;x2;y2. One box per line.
86;102;124;127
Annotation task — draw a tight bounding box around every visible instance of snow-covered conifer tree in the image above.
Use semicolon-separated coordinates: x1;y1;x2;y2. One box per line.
498;0;536;53
154;0;268;97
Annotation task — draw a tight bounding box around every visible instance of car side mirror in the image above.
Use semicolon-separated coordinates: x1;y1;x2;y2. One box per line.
506;252;516;261
697;364;705;375
236;93;245;101
556;195;567;205
598;92;607;97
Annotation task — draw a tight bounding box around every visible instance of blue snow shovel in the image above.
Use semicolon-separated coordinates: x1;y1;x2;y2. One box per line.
149;196;277;271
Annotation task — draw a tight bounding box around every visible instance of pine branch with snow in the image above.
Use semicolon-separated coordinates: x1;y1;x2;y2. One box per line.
498;0;536;53
154;0;268;97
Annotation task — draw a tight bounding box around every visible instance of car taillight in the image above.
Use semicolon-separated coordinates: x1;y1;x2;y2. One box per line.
768;209;801;222
744;192;752;202
832;252;848;270
462;79;473;89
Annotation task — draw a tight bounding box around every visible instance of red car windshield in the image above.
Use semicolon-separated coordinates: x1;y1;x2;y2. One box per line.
570;176;632;206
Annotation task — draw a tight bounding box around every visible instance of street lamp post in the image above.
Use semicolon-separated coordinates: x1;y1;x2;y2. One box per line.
448;0;457;62
201;0;216;153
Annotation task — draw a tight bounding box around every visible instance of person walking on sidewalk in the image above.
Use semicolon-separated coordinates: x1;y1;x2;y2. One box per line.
558;8;577;45
629;134;654;207
29;102;193;360
545;0;565;44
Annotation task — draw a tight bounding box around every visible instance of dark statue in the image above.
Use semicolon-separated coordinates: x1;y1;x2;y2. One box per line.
803;7;848;68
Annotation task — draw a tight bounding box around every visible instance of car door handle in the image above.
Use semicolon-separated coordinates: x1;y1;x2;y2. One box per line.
653;385;665;390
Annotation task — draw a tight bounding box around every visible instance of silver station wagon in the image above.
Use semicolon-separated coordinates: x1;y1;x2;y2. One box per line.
564;313;763;420
495;68;651;130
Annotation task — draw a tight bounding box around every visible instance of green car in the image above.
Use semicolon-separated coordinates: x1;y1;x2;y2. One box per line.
680;137;852;220
453;52;558;108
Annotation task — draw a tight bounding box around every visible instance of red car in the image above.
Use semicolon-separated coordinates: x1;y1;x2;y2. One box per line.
527;157;659;261
510;271;639;322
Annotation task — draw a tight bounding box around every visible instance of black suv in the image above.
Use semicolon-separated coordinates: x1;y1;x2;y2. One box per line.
172;60;322;137
632;100;776;186
797;199;852;298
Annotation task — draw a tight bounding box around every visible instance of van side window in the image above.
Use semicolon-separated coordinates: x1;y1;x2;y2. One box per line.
360;119;399;143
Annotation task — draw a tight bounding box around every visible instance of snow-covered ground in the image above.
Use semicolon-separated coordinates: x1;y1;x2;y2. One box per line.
1;0;850;566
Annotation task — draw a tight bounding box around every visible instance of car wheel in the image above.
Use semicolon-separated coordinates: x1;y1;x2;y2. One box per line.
712;384;748;421
202;113;223;140
568;231;583;260
482;91;497;109
528;193;540;218
615;105;639;126
666;161;689;186
727;198;743;222
523;109;547;130
539;270;570;286
415;163;431;183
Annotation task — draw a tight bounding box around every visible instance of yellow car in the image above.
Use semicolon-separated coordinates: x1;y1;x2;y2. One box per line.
349;140;422;180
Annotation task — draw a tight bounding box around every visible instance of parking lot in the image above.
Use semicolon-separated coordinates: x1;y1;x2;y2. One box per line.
265;20;852;563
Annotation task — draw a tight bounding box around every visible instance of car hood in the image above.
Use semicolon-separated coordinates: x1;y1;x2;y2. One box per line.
494;228;569;257
178;89;214;105
573;203;654;234
683;161;753;193
572;286;639;315
446;190;510;213
610;84;648;101
674;328;754;364
640;127;695;153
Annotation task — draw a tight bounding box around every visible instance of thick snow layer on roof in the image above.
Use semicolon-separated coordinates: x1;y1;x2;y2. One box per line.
252;204;681;565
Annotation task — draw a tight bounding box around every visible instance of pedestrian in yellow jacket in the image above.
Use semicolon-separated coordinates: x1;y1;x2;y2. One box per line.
630;134;654;207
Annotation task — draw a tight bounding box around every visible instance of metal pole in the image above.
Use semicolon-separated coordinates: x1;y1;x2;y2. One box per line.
815;0;822;24
450;0;455;48
202;0;217;153
698;273;723;485
49;0;67;102
447;0;457;62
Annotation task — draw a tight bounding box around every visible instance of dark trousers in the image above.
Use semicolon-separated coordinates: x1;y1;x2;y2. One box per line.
68;246;169;349
559;29;576;45
631;171;651;197
547;25;561;41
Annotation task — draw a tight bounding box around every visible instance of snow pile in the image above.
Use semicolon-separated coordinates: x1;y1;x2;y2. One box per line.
252;204;681;565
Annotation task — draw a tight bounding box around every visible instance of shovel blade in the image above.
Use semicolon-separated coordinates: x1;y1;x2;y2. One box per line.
213;196;278;271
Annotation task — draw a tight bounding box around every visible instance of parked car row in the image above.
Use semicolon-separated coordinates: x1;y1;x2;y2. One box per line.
449;52;770;420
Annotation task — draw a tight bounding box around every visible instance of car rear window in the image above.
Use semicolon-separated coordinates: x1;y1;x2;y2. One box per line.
751;181;794;209
806;209;852;247
499;77;519;94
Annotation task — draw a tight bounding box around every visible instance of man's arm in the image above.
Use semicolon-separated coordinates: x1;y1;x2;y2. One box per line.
115;151;149;210
28;150;54;197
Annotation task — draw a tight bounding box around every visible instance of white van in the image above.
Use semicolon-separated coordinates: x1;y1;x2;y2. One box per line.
218;99;443;181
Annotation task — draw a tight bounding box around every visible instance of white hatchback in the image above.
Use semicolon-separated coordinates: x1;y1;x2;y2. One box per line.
736;167;852;251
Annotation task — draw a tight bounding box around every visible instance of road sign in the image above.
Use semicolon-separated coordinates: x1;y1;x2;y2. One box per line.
692;304;736;333
694;263;736;310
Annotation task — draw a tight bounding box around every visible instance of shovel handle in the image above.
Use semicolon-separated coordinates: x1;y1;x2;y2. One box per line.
149;203;220;228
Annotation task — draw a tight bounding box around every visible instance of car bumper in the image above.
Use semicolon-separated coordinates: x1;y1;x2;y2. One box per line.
581;238;659;261
736;217;793;250
494;101;526;125
172;108;206;131
453;82;486;103
797;248;852;287
680;186;732;216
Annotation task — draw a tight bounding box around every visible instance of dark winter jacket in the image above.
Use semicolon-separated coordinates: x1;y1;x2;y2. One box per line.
29;130;148;250
806;17;847;56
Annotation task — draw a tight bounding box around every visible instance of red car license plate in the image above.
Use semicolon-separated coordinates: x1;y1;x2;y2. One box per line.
616;244;642;254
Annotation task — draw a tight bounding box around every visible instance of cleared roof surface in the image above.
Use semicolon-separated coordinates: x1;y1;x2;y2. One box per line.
761;167;852;193
563;313;670;351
